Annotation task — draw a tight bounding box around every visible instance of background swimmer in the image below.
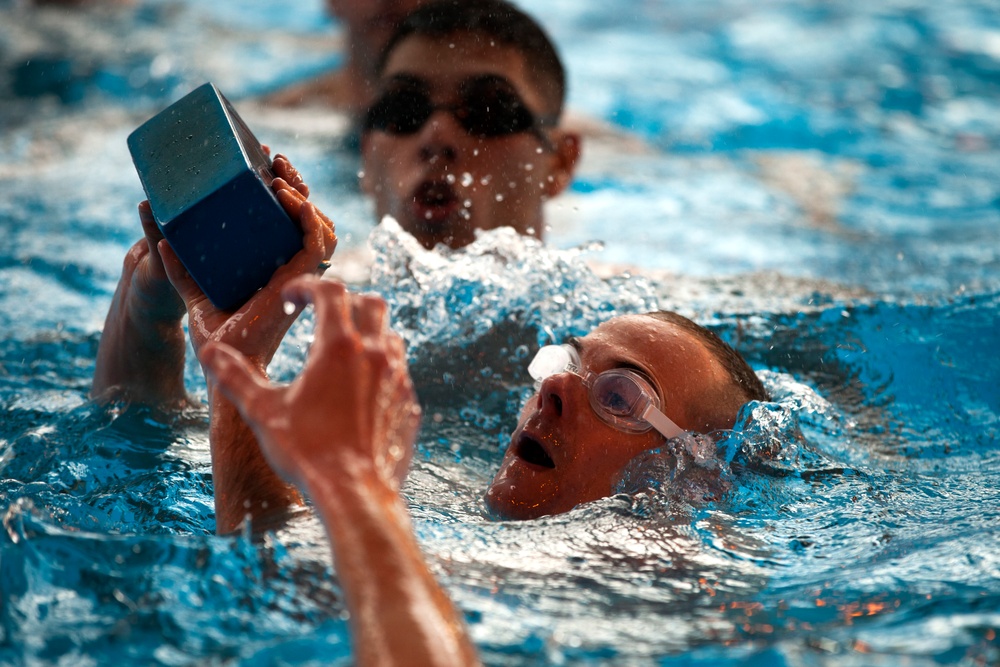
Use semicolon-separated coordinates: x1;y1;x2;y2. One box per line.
358;0;581;249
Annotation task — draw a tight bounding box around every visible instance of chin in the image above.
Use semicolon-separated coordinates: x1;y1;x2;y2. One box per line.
484;484;541;520
484;483;577;521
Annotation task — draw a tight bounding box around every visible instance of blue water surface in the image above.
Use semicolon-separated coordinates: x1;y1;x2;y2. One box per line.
1;0;999;665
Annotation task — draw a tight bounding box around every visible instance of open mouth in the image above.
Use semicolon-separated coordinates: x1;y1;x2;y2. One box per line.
413;181;459;220
515;434;555;469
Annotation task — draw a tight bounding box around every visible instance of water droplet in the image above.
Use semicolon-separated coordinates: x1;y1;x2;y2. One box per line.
495;194;504;202
461;172;474;187
283;301;296;315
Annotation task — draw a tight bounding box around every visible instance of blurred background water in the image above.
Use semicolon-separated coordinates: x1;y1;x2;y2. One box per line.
1;0;998;665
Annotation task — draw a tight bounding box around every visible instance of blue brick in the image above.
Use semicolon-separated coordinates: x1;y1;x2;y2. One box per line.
127;82;302;311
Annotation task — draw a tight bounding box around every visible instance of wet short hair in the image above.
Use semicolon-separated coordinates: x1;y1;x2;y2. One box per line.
644;311;770;412
375;0;567;117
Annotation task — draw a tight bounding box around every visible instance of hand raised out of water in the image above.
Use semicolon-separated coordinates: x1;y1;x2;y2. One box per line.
201;278;481;667
200;277;421;491
160;154;337;376
90;201;188;405
129;201;187;324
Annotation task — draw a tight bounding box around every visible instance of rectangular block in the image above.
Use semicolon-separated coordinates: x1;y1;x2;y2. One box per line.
127;82;302;311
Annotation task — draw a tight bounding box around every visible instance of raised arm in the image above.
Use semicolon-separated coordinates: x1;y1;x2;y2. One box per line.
91;200;188;407
156;155;338;533
200;277;480;667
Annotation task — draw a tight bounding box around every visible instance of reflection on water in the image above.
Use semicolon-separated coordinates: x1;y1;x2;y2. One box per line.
1;0;999;664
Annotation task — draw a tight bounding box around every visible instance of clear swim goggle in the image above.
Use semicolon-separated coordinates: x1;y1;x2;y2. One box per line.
527;344;685;440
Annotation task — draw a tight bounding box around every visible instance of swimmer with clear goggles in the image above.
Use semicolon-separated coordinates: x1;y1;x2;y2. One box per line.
527;343;686;441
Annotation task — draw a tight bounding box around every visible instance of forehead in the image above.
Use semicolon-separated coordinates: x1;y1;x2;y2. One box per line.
380;33;545;107
580;315;724;389
584;315;689;355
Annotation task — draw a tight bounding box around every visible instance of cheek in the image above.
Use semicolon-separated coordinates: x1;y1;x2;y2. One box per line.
469;144;546;188
567;435;662;492
363;144;407;196
517;395;538;421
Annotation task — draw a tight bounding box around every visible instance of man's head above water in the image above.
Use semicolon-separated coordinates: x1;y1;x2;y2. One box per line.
360;0;581;250
485;311;770;520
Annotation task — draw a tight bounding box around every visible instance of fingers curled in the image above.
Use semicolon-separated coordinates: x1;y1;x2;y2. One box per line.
272;154;309;197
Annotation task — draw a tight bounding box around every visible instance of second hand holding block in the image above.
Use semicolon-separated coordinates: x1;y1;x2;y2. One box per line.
127;83;303;311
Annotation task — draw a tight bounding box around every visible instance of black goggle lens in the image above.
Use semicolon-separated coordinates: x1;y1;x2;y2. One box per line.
364;76;541;138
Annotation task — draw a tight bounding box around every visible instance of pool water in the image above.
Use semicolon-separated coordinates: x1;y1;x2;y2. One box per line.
1;0;999;665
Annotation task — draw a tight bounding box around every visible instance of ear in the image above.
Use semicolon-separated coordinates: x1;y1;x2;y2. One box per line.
543;130;581;198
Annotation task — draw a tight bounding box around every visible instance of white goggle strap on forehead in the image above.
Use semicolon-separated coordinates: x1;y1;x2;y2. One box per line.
640;403;686;441
528;344;580;382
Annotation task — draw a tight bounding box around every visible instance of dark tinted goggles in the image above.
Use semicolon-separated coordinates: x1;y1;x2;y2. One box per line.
363;74;556;147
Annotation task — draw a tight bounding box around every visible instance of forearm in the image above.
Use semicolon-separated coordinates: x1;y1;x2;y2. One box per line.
306;465;480;667
91;292;187;406
208;388;303;534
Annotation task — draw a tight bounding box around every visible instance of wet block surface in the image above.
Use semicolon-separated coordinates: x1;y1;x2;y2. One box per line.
128;82;301;310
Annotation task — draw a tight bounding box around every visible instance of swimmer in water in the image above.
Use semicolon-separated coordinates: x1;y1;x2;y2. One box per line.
197;274;768;666
357;0;581;249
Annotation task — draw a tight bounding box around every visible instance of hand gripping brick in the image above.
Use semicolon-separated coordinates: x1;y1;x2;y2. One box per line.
128;83;303;310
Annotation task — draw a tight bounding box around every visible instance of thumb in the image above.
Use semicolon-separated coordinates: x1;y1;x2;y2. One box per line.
158;239;207;308
201;342;274;417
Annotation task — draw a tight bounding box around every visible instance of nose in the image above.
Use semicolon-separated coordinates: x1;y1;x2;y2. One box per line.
417;110;463;164
537;373;573;417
